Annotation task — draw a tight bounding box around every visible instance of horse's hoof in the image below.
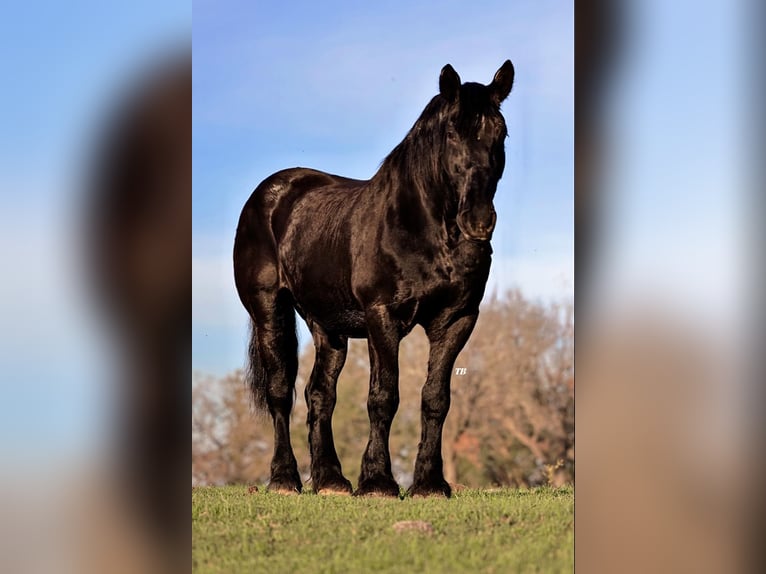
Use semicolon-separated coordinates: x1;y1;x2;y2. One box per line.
408;481;452;498
268;485;301;495
354;477;400;498
267;476;302;495
315;476;353;496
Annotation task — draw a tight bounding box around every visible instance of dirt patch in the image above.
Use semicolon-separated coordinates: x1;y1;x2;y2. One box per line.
392;520;434;534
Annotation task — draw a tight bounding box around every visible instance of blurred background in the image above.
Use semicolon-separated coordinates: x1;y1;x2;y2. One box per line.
575;0;762;572
0;1;189;573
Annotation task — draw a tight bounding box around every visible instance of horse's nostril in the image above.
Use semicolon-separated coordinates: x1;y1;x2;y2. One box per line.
478;219;494;235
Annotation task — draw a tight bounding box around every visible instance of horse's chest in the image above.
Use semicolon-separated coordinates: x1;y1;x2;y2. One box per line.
403;242;492;305
450;241;492;278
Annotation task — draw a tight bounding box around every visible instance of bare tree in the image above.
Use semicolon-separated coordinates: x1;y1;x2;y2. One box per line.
192;372;271;485
444;291;574;487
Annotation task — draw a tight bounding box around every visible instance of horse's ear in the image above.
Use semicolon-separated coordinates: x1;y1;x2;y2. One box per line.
439;64;461;103
490;60;515;104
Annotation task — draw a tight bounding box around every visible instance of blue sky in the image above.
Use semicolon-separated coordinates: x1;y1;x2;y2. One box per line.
193;0;574;375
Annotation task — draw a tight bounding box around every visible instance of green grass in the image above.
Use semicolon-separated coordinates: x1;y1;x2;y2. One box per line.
193;485;573;573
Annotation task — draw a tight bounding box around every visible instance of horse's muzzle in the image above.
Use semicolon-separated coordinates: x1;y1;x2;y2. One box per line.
458;209;496;242
462;231;492;243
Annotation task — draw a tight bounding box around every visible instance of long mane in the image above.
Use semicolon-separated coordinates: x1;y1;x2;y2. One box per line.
374;95;450;191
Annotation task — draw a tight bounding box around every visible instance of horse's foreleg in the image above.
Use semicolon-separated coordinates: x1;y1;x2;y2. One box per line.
306;326;352;494
410;313;478;498
355;307;402;497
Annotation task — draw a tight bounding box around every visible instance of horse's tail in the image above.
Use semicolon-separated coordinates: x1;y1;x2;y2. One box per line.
245;317;270;412
244;289;298;414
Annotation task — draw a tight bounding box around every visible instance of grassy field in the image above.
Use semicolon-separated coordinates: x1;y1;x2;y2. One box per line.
193;485;573;573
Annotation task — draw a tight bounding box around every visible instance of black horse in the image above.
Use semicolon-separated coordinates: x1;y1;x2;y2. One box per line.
234;61;514;497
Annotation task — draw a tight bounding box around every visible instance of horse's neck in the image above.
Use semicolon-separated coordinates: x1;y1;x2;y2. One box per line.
371;133;458;243
369;167;457;248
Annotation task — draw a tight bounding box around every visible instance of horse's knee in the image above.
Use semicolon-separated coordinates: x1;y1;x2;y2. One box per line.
305;379;336;415
421;379;450;422
266;386;293;413
265;367;296;408
421;396;450;423
323;353;346;379
367;385;399;422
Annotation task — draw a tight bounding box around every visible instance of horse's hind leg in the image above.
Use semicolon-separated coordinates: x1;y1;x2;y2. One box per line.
305;324;352;495
247;288;302;494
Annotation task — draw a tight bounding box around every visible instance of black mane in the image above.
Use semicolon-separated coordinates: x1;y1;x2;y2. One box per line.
375;94;450;191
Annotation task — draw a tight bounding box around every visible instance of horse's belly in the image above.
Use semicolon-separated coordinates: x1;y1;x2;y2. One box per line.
281;260;366;336
294;298;367;338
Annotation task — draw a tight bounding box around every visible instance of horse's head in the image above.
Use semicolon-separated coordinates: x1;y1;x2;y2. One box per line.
439;60;514;242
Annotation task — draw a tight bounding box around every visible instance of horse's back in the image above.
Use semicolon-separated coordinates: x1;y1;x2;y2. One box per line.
237;166;363;235
258;167;363;201
238;167;362;230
